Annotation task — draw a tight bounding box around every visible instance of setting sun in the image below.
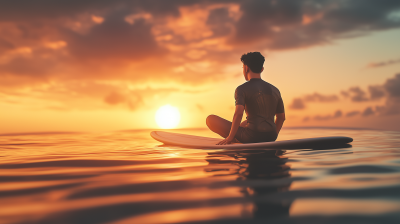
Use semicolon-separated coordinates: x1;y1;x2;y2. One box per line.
155;105;181;129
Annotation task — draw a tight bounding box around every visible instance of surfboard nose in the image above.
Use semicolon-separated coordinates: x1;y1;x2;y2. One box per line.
343;137;353;143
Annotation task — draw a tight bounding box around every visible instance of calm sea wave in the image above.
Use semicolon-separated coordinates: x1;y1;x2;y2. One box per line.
1;128;400;224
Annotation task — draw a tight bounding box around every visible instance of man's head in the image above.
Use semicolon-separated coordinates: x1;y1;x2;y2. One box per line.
240;52;265;73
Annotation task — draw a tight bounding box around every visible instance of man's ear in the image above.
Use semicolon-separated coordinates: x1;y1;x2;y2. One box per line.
261;67;264;73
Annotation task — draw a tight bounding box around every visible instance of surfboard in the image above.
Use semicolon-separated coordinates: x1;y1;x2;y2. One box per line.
150;131;353;149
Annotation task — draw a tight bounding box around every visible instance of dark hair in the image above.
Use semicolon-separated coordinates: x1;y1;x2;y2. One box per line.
240;52;265;73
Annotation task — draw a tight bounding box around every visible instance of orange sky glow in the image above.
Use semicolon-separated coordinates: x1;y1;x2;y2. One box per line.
1;1;400;133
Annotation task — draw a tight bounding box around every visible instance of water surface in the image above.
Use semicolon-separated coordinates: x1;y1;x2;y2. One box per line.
1;128;400;224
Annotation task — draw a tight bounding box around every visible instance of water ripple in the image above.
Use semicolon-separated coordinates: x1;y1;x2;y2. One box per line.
1;128;400;223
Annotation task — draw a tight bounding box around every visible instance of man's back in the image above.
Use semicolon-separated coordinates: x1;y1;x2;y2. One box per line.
206;51;285;145
235;78;284;133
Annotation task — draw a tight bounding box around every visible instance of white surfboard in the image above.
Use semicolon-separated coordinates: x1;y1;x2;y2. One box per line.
150;131;353;149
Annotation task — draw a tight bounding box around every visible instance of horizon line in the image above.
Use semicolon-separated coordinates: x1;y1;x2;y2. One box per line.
0;125;390;136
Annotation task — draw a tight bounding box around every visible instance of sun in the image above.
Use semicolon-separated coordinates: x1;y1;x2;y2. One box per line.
155;105;181;129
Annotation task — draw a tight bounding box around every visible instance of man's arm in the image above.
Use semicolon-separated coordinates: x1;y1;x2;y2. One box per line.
275;113;285;134
217;105;244;145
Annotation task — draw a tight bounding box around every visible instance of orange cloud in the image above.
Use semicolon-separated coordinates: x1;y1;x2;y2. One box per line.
297;73;400;123
289;93;339;110
1;0;400;114
366;59;400;68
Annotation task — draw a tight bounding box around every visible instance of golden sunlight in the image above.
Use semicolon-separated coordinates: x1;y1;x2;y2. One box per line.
155;105;181;129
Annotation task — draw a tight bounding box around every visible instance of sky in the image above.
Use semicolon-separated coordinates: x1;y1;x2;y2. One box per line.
1;0;400;133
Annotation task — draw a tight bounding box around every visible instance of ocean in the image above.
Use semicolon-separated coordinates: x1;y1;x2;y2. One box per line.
1;128;400;224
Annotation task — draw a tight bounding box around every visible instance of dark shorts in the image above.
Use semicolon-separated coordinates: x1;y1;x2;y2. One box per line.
206;115;277;144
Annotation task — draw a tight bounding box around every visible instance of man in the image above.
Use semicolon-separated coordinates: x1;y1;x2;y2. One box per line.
206;52;285;145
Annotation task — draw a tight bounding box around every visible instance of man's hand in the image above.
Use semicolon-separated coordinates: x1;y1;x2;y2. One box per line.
216;105;244;145
217;136;234;145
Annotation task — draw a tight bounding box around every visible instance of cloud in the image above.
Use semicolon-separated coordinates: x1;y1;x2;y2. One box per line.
376;97;400;115
104;91;128;105
366;59;400;68
344;107;376;117
289;98;305;110
342;86;368;102
289;92;339;109
333;110;342;118
1;0;400;52
341;85;386;102
64;10;167;62
0;3;240;88
103;91;144;111
310;109;342;121
0;54;61;78
304;92;339;102
0;38;15;51
362;107;375;116
206;7;237;38
1;0;400;111
384;73;400;97
230;0;400;49
299;73;400;121
0;79;185;111
376;73;400;115
368;85;386;100
346;110;360;117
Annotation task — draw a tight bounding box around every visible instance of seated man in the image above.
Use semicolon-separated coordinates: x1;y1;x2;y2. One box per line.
206;52;285;145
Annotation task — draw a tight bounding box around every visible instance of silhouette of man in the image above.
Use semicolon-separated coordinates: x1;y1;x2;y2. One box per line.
206;52;285;145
